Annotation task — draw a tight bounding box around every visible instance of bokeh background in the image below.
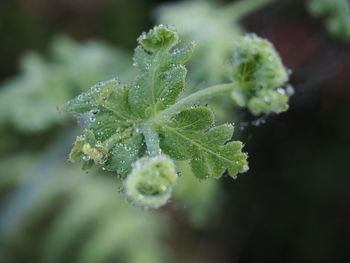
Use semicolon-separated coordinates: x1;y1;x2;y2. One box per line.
0;0;349;262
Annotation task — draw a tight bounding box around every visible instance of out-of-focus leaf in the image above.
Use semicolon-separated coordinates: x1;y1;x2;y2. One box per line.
0;36;134;133
308;0;350;41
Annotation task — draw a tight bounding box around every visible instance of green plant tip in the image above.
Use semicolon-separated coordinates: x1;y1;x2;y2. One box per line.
231;34;292;115
125;155;178;208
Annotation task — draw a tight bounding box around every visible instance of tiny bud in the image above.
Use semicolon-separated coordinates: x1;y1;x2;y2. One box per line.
124;155;178;208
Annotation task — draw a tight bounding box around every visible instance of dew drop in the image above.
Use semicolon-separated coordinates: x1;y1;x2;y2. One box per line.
82;155;91;161
277;88;285;95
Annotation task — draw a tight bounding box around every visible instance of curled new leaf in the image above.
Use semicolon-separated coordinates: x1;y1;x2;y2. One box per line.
124;155;178;208
231;34;293;115
69;130;108;169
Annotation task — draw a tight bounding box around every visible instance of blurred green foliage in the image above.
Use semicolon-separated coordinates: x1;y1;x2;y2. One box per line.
0;36;134;133
307;0;350;41
1;0;348;262
0;152;170;263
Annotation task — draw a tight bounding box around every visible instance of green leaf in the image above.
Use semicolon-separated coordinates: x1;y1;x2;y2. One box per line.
167;107;214;131
69;136;86;162
103;133;146;176
82;159;94;170
60;79;135;120
247;87;293;115
160;108;248;179
69;130;109;168
231;34;293;115
86;108;132;142
128;25;195;118
59;80;136;142
60;25;255;208
232;34;288;91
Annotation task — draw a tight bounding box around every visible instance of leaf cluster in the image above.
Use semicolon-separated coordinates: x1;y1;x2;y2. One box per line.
61;25;249;207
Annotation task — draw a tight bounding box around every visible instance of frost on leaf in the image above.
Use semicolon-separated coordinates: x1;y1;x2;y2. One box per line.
69;130;108;170
160;107;248;179
103;134;146;176
61;25;250;208
125;155;178;208
61;79;142;173
231;34;293;115
129;24;195;118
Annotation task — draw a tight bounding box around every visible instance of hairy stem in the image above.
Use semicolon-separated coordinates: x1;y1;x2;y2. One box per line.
142;121;162;157
158;83;237;119
225;0;277;21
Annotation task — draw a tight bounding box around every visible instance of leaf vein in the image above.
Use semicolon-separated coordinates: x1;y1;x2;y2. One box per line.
166;126;236;165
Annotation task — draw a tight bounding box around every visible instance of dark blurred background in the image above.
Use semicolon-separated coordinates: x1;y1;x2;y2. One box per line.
0;0;349;262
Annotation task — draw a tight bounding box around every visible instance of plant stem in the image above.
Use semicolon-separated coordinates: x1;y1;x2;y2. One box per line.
158;83;237;119
224;0;277;21
142;121;162;157
103;127;134;149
